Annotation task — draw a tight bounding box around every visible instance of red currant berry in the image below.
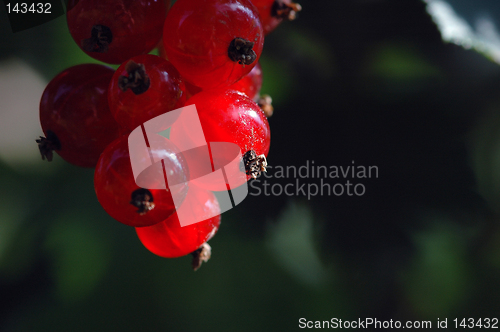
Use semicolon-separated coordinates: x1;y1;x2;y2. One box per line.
170;89;270;185
180;90;270;157
250;0;302;35
229;62;263;101
162;0;264;89
37;64;121;167
184;63;262;101
136;186;220;259
94;135;189;227
108;55;187;131
67;0;169;64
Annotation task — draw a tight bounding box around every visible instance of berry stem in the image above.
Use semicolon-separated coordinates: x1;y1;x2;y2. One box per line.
243;150;268;179
130;188;155;215
228;38;257;65
118;61;151;95
191;243;211;271
257;94;274;117
271;1;302;21
82;25;113;53
36;130;61;162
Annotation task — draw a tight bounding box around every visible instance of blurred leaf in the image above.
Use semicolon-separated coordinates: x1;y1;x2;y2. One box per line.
482;226;500;269
285;27;336;80
469;101;500;214
400;216;472;318
266;201;329;287
0;214;37;281
44;211;111;302
259;55;296;106
366;42;442;81
0;167;40;280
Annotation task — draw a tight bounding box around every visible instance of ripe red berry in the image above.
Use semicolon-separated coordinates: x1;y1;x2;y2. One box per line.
162;0;264;89
229;62;263;101
184;63;262;101
250;0;302;35
136;186;221;258
108;54;187;131
37;64;121;167
66;0;169;64
175;90;271;158
94;134;189;227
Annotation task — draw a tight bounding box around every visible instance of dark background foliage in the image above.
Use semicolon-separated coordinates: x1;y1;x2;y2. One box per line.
1;0;500;330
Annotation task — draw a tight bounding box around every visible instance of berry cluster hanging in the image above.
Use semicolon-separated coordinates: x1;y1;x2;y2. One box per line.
36;0;301;270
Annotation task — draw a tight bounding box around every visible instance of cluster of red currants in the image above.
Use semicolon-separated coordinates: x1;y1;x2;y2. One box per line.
36;0;301;270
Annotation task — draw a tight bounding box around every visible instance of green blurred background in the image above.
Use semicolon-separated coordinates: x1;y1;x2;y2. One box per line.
2;0;500;330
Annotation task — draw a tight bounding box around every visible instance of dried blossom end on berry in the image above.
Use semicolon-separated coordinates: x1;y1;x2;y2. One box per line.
118;61;151;95
228;38;257;65
271;1;302;21
191;243;212;271
243;150;268;179
258;94;274;117
130;188;155;215
82;25;113;53
36;130;61;162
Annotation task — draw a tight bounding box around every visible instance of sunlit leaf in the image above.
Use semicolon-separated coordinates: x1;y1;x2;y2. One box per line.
424;0;500;64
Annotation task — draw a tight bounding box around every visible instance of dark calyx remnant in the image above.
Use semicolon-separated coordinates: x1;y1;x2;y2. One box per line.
82;24;113;53
228;37;257;65
130;188;155;215
271;1;302;20
257;94;274;117
36;130;61;162
118;61;151;95
243;150;268;179
191;243;211;271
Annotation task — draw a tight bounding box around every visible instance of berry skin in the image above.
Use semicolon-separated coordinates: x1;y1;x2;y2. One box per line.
184;63;262;100
108;54;187;131
67;0;169;64
136;186;221;258
176;90;271;158
169;90;270;190
250;0;302;35
94;135;189;227
38;64;121;167
163;0;264;89
229;62;263;101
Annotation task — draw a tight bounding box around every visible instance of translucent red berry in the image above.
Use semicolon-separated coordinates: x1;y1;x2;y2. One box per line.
171;89;271;157
136;186;221;258
108;54;187;131
184;63;262;101
250;0;302;35
229;62;263;101
162;0;264;89
94;135;189;227
38;64;121;167
66;0;169;64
